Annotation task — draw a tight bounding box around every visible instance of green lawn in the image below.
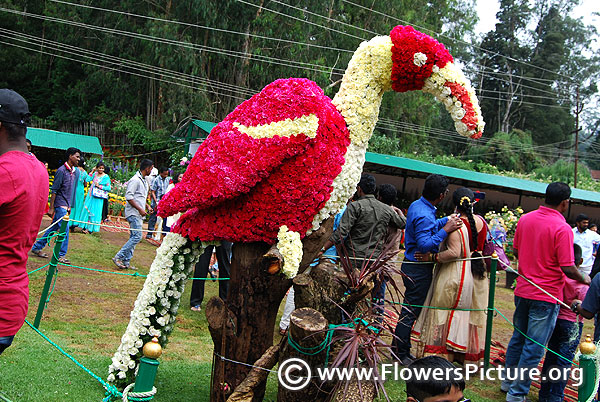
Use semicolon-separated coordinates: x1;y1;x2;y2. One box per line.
0;219;555;401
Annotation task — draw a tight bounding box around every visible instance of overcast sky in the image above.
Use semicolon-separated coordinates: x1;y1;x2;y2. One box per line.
475;0;600;34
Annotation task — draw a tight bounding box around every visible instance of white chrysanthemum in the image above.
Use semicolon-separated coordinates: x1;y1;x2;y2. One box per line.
277;226;303;279
413;52;427;67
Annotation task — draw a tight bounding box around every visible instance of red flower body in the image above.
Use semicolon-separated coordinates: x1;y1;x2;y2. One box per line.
158;78;350;243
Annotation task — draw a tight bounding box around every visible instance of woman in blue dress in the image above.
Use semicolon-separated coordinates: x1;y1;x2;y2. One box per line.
79;161;111;233
70;157;87;231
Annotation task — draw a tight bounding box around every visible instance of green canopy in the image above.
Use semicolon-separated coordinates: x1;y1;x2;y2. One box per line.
26;127;103;155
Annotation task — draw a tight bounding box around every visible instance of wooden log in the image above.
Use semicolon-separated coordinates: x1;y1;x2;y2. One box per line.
293;261;375;325
226;344;281;402
277;308;330;402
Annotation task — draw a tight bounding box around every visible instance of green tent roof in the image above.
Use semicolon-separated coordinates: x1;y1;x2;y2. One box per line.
365;152;600;204
171;120;216;140
27;128;103;155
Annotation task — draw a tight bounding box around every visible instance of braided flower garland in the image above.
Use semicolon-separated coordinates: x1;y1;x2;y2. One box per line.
107;233;205;387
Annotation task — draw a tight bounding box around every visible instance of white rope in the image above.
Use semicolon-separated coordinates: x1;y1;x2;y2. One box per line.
37;214;66;235
68;218;169;235
497;259;571;309
121;383;157;402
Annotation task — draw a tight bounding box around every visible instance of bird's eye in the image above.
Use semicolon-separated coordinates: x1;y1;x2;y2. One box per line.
413;52;427;67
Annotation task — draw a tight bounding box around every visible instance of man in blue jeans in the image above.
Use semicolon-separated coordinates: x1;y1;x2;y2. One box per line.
113;159;154;270
501;182;590;402
392;174;462;365
31;147;81;263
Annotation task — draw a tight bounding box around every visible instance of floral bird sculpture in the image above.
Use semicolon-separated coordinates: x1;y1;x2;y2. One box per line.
108;25;485;388
158;25;484;278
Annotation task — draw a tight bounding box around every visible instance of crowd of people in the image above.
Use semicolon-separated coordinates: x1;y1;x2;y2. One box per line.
3;88;600;402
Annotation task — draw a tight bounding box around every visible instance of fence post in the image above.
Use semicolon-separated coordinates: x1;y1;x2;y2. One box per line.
132;337;162;395
578;334;597;402
33;215;69;328
484;252;498;370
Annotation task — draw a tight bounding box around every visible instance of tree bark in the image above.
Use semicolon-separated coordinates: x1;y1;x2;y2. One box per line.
293;261;375;325
208;217;334;402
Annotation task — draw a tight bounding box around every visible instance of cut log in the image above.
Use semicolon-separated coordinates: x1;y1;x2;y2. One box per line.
277;308;330;402
226;344;281;402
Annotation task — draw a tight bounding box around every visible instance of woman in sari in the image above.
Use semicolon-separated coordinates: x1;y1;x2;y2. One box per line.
70;157;87;231
78;161;111;233
412;187;488;364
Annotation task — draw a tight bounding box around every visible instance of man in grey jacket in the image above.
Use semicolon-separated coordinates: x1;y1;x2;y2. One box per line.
113;159;154;270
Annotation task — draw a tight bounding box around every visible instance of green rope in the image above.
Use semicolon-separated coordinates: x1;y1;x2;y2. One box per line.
58;262;230;280
23;319;122;400
0;391;13;402
494;308;577;366
34;231;61;242
28;263;51;275
287;328;333;356
287;318;380;368
375;298;487;312
59;262;147;278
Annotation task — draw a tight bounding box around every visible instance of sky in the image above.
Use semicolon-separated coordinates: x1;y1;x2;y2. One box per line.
475;0;600;34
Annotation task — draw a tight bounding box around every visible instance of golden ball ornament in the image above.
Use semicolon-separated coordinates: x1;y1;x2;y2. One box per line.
143;336;163;359
580;334;596;355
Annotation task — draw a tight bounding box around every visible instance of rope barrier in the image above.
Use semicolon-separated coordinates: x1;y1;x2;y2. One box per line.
23;319;157;402
494;308;577;366
376;298;488;312
68;218;170;235
27;262;51;275
497;259;571;309
36;215;66;235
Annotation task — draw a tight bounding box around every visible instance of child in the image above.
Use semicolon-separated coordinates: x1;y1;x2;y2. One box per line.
539;243;586;402
405;356;468;402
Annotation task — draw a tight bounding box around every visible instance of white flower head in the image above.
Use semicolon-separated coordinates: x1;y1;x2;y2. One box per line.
413;52;428;67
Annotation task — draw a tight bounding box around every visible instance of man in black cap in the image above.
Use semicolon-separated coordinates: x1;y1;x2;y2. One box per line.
0;89;49;354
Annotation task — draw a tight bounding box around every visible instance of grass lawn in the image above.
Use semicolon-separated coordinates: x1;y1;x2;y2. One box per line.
0;217;588;401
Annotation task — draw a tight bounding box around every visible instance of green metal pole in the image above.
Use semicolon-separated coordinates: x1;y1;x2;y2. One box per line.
578;335;597;402
133;357;160;393
484;252;498;370
579;354;596;402
33;215;69;328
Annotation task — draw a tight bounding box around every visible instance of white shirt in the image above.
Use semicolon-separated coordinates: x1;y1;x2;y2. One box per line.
573;227;600;272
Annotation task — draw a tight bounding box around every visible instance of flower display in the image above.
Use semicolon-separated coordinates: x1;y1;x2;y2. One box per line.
107;232;203;387
390;25;484;139
277;225;303;278
159;78;350;244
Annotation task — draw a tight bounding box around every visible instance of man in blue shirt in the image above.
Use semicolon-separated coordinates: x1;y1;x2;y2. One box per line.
31;147;81;264
392;174;462;365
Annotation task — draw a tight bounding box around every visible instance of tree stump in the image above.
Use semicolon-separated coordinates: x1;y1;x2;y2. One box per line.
293;261;375;325
334;381;376;402
277;308;330;402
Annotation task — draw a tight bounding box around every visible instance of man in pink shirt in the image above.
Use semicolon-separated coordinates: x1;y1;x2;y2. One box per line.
539;244;587;402
0;89;49;354
501;182;590;402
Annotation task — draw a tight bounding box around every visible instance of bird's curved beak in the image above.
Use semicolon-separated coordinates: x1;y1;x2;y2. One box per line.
422;62;484;139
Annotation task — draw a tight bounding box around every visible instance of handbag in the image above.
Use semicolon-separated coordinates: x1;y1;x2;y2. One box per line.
92;185;109;199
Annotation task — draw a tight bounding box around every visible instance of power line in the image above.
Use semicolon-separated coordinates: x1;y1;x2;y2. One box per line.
48;0;354;54
0;7;346;75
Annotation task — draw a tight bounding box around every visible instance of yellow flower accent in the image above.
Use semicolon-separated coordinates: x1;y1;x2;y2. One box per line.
233;114;319;140
277;226;303;279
